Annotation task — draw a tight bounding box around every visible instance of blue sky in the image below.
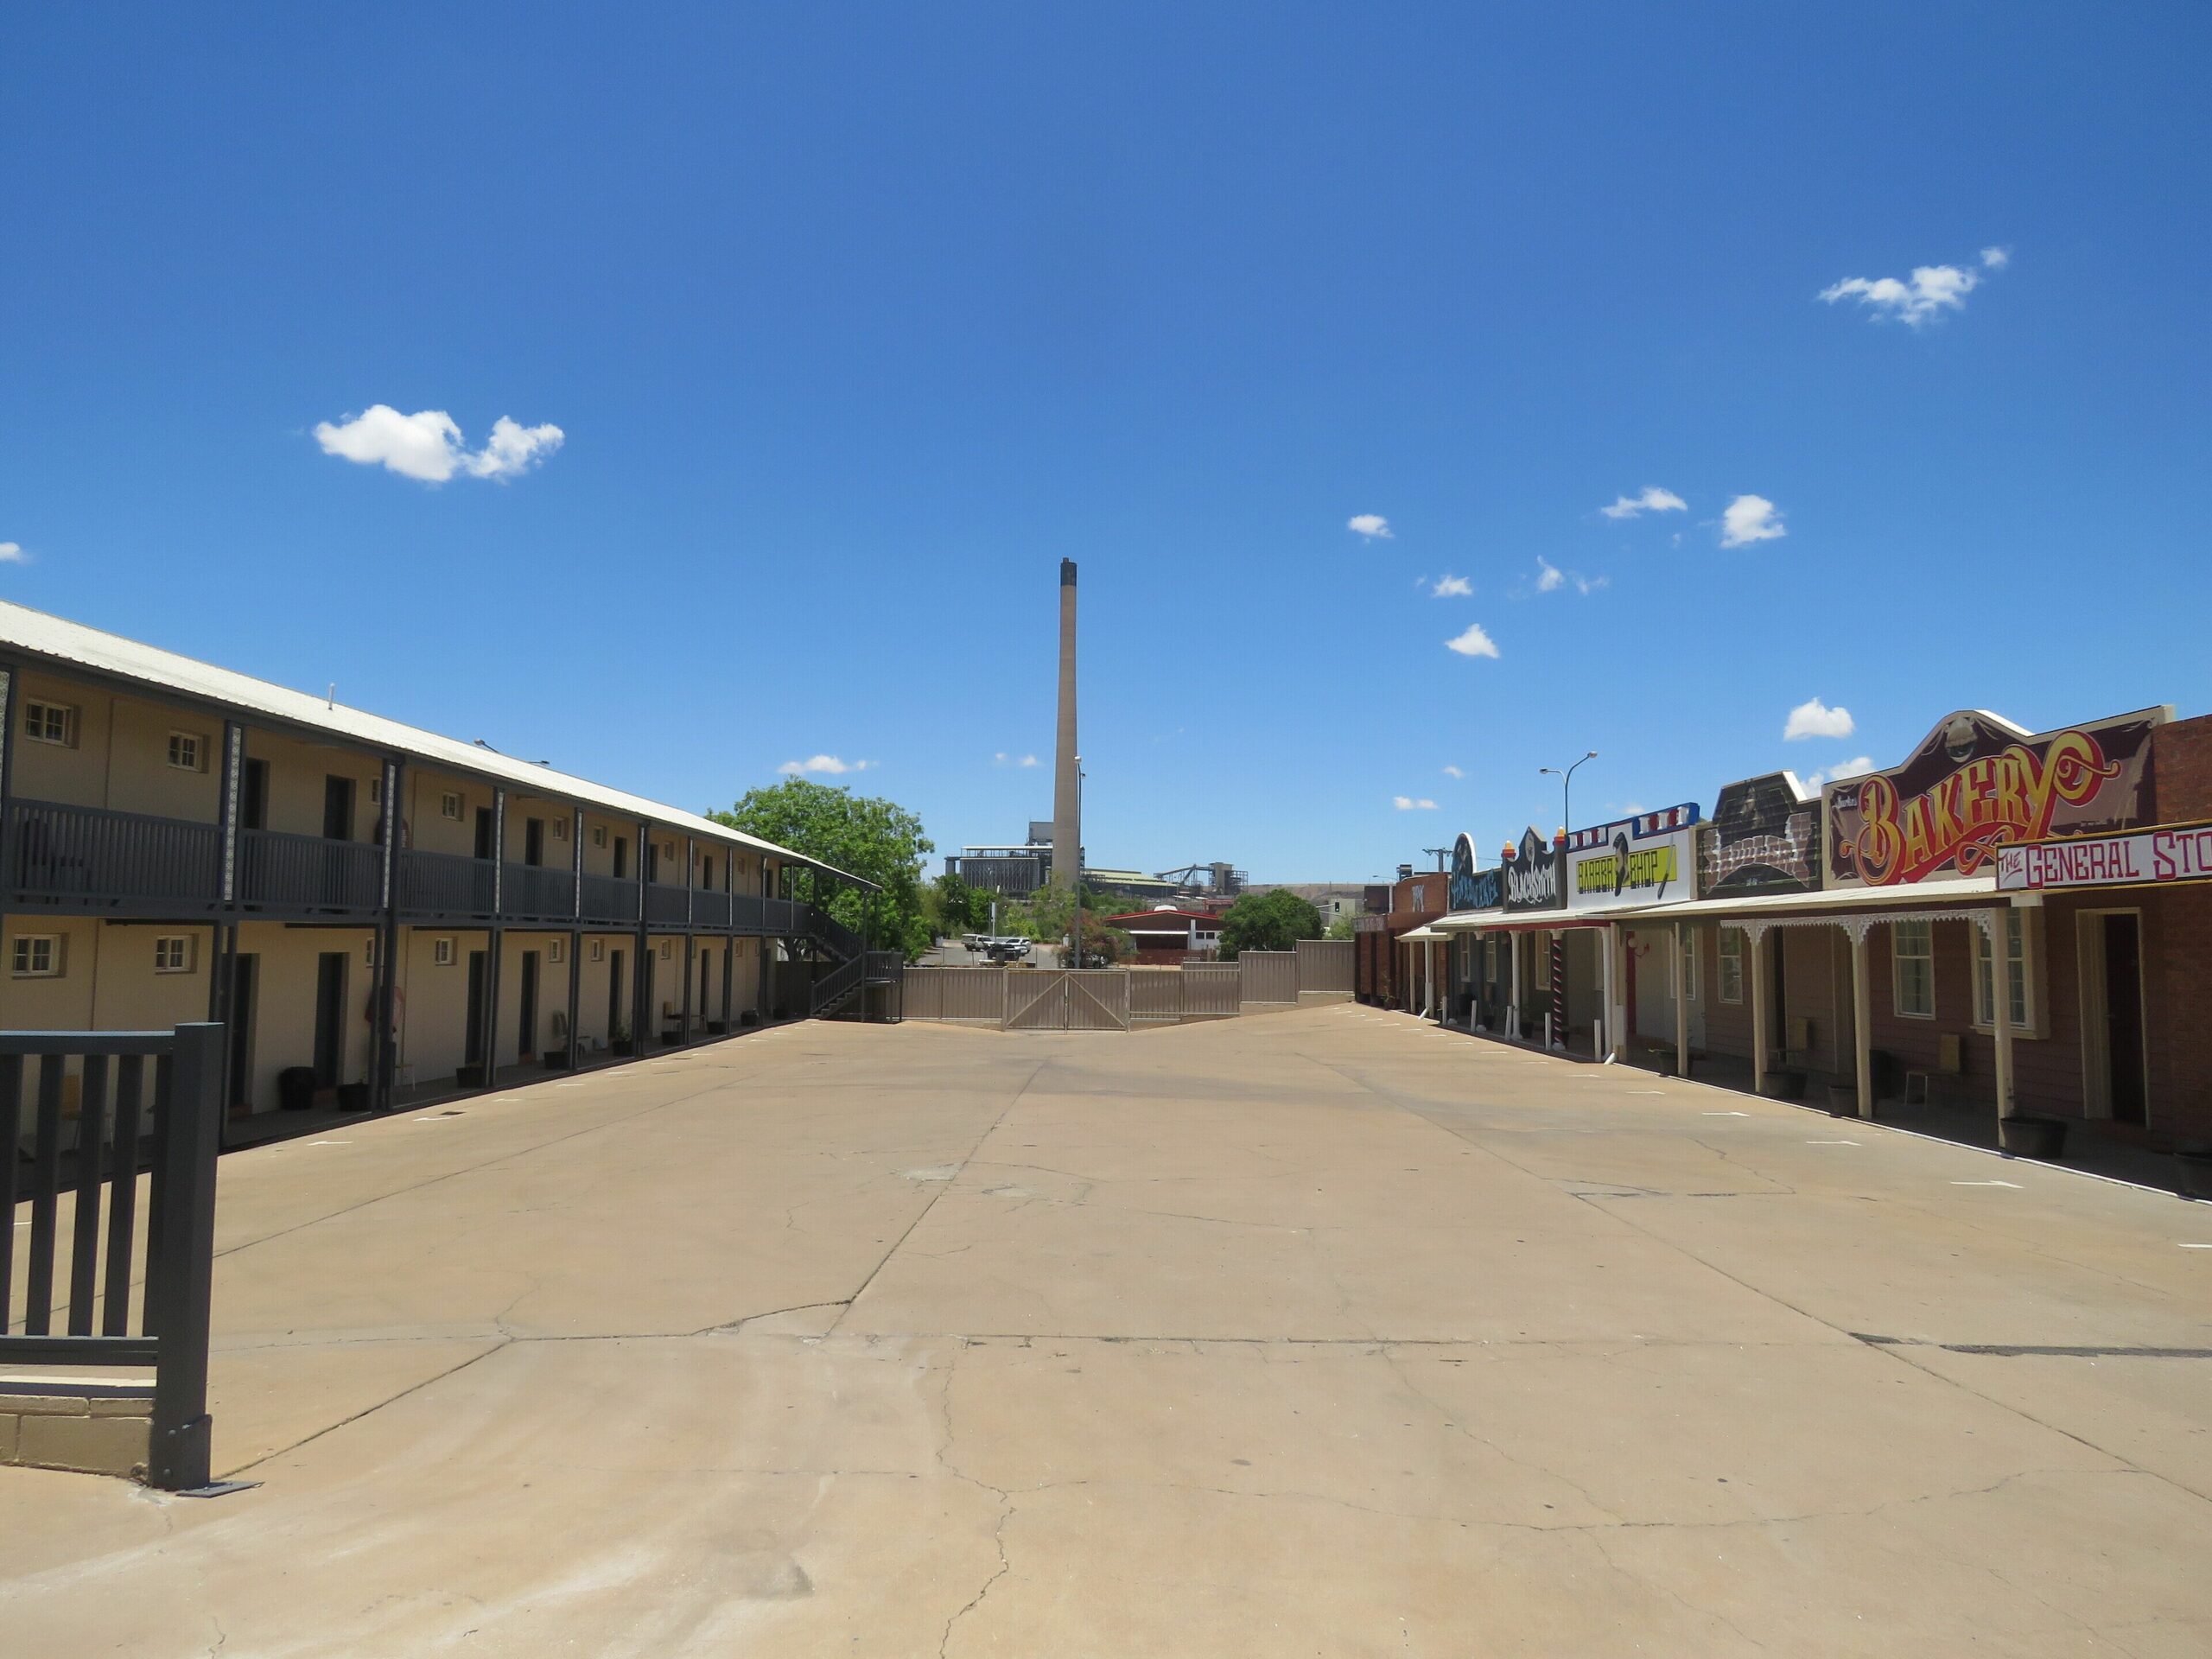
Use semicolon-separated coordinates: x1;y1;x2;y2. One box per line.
4;6;2207;881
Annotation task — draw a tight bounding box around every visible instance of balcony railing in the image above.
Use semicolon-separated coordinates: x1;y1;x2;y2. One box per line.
578;872;639;925
502;861;577;922
5;800;219;908
644;883;691;926
731;893;808;935
397;849;497;918
692;888;732;929
238;828;382;912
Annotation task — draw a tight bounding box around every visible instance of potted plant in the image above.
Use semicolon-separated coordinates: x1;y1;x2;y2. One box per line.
739;1009;759;1028
1824;1078;1859;1116
1999;1114;2069;1160
609;1022;633;1058
543;1046;570;1071
2173;1144;2212;1201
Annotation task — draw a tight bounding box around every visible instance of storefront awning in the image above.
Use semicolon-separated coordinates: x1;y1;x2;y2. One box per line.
1600;874;1999;925
1398;925;1448;943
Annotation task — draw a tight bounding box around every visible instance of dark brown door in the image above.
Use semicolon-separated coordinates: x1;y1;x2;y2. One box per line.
2103;914;2146;1125
524;818;544;867
474;807;495;861
518;950;540;1063
322;776;353;840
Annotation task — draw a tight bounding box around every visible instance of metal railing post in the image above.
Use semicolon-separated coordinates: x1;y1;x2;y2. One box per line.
147;1022;223;1491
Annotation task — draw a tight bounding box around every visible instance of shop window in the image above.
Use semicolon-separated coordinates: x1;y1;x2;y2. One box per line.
23;700;77;747
433;937;456;967
1681;929;1699;1001
1718;929;1745;1004
11;934;64;976
166;731;206;772
152;934;194;974
441;791;464;821
1892;919;1936;1019
1973;909;2044;1036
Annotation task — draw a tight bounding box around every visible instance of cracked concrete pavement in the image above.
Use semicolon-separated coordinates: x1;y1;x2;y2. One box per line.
4;1006;2211;1655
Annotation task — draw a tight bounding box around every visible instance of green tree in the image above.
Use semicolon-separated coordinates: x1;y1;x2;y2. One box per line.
1217;888;1323;960
924;871;994;939
711;779;935;960
1325;911;1359;941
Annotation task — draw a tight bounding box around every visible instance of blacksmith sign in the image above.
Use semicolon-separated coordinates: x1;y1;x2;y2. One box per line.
1697;772;1821;898
1500;825;1566;913
1448;831;1503;912
1567;804;1700;912
1827;708;2162;889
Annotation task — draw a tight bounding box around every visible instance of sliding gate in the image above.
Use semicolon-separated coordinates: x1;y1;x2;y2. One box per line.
1003;969;1131;1031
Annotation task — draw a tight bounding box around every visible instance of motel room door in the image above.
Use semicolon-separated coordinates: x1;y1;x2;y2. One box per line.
518;950;540;1065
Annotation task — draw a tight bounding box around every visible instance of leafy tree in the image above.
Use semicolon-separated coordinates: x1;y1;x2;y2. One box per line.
923;871;996;939
1325;912;1359;941
712;779;935;960
1217;888;1323;959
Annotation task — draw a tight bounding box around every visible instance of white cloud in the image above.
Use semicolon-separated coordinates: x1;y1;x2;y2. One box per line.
993;752;1041;768
1599;486;1688;521
779;754;862;775
0;541;28;565
1442;765;1465;779
314;404;564;483
1431;574;1472;598
1820;250;2005;327
1393;796;1440;811
1018;754;1039;768
1347;513;1392;540
1535;557;1565;593
1719;494;1786;548
1445;622;1499;659
1806;756;1875;790
1574;574;1609;595
1784;696;1856;741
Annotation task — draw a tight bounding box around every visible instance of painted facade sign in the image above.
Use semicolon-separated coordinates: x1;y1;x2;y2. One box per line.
1566;804;1700;912
1447;831;1502;912
1997;821;2212;893
1827;708;2162;888
1499;825;1566;913
1698;772;1821;897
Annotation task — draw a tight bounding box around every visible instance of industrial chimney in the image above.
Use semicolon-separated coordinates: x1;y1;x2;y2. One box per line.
1051;559;1080;890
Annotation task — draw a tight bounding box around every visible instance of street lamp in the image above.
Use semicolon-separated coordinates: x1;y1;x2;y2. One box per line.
1539;751;1599;836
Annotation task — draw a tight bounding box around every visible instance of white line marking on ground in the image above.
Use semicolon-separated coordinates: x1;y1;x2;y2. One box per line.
1628;1090;1668;1096
305;1140;352;1147
1951;1179;2023;1188
2178;1243;2212;1249
1808;1139;1860;1146
1702;1110;1750;1117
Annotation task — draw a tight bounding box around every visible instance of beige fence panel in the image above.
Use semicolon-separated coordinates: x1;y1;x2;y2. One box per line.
1005;970;1068;1030
1128;969;1185;1024
1065;969;1131;1031
1238;950;1299;1007
1295;938;1355;996
1181;964;1242;1019
903;967;1007;1023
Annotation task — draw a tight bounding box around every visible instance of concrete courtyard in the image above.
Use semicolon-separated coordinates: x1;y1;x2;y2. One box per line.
4;1005;2210;1656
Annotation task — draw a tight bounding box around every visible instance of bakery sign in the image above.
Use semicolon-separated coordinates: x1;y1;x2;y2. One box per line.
1567;804;1700;912
1827;708;2162;888
1447;831;1502;912
1997;821;2212;893
1499;826;1566;912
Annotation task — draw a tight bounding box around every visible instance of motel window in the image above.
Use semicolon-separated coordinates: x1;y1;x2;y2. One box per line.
11;934;64;977
1681;929;1699;1001
23;700;77;747
658;939;673;961
167;731;206;772
1892;919;1936;1019
1718;929;1745;1004
590;938;605;963
1973;908;2044;1035
152;934;194;974
434;937;456;967
553;817;569;842
592;824;607;849
441;791;464;821
550;938;566;965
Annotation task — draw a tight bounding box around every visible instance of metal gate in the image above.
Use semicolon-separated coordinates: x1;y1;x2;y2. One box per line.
1001;969;1132;1031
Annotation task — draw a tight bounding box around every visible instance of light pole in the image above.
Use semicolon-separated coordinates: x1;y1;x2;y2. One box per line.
1540;751;1599;836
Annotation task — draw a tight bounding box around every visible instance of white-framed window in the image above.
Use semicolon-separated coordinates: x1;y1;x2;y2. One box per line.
592;824;607;849
1718;929;1745;1003
12;934;65;976
152;934;194;973
658;939;673;961
1892;918;1936;1019
23;700;77;747
590;938;605;963
433;937;456;967
166;731;206;772
553;817;569;842
549;938;566;964
370;774;381;804
440;791;464;821
1681;927;1699;1001
365;937;378;968
1973;908;2044;1035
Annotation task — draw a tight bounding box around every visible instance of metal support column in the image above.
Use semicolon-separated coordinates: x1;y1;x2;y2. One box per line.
372;756;404;1110
1675;922;1692;1077
1750;926;1770;1098
632;819;652;1051
1850;922;1873;1119
1506;931;1520;1039
480;786;505;1087
1990;908;2016;1128
567;805;584;1069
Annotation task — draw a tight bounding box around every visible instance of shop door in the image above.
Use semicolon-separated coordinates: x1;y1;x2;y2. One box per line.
312;951;348;1088
2103;914;2147;1125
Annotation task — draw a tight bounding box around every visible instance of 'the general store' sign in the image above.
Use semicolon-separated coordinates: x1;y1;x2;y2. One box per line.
1997;821;2212;893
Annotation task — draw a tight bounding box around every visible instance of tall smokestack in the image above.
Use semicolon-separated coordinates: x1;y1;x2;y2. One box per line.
1051;559;1080;890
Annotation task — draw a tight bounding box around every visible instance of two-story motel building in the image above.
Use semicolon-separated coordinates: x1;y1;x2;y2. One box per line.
1;600;879;1141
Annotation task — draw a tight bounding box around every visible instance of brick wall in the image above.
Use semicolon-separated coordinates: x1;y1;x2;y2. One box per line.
2150;712;2212;822
1;1385;152;1480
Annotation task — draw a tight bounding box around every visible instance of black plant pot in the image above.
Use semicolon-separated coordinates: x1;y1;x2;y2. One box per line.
543;1049;569;1071
1825;1082;1860;1117
455;1063;487;1087
609;1039;634;1058
335;1082;371;1113
2175;1152;2212;1202
1999;1115;2069;1160
277;1066;317;1111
